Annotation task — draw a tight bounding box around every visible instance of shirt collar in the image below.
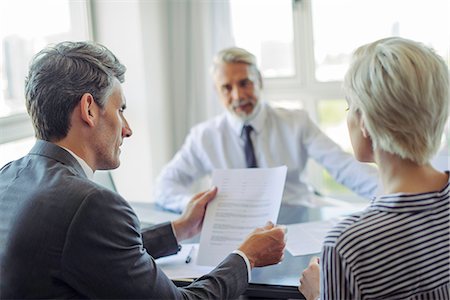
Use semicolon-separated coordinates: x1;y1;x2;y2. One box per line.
369;171;450;213
226;101;268;136
60;146;94;180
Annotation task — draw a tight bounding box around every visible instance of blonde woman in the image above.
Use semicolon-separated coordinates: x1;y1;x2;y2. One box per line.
299;37;449;300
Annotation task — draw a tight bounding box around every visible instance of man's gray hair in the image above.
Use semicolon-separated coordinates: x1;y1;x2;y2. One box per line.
25;41;126;141
211;47;262;87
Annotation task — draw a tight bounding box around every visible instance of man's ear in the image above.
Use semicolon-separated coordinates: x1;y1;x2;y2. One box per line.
80;93;97;127
257;70;263;90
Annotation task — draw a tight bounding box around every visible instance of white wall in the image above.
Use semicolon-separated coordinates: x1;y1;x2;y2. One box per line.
91;0;172;202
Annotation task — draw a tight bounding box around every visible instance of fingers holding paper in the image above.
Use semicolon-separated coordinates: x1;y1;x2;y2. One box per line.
237;223;286;268
172;186;218;241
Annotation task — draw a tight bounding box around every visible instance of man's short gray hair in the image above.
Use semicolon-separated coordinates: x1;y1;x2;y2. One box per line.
344;37;449;165
211;47;262;87
213;47;257;68
25;41;126;142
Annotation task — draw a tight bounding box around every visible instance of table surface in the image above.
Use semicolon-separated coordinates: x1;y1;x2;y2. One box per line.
130;200;367;299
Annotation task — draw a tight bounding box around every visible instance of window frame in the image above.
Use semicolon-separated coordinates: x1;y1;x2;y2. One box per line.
263;0;344;118
0;0;93;145
0;114;34;144
262;0;449;199
262;0;358;198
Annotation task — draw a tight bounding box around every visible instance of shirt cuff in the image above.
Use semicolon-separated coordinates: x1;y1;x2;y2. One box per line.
232;249;252;282
170;222;182;249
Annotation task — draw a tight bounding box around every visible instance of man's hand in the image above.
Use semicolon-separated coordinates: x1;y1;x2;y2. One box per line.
298;256;320;300
237;222;286;268
172;187;217;241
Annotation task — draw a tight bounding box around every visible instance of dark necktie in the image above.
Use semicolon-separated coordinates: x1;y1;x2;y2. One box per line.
242;125;257;168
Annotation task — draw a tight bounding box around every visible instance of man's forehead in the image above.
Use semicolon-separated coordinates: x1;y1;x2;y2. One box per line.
109;79;126;104
215;63;257;82
118;90;127;107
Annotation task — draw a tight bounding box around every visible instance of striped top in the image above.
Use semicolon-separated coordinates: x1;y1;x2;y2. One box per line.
321;174;450;300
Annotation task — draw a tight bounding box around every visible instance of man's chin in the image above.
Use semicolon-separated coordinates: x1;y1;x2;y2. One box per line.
97;160;120;171
230;101;261;122
232;112;252;122
233;107;259;122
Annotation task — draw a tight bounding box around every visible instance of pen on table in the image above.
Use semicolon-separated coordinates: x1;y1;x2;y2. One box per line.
185;246;195;264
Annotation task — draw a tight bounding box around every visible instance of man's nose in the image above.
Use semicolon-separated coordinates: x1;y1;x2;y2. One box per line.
231;86;244;101
122;118;133;138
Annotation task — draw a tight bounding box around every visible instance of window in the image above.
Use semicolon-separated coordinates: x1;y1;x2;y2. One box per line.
0;136;35;168
312;0;450;82
230;0;450;200
0;0;91;164
230;0;295;78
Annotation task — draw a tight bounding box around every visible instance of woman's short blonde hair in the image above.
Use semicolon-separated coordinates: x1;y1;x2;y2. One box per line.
344;37;449;165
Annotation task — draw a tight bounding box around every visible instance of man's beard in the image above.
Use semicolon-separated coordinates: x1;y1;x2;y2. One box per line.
229;99;261;123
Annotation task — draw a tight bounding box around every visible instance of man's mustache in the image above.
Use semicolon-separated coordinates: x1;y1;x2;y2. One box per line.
231;99;253;109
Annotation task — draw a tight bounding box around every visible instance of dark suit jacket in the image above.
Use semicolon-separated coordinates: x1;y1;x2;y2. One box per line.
0;140;248;299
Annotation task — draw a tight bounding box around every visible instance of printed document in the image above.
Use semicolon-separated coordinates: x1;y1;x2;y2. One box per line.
197;166;287;266
286;219;339;256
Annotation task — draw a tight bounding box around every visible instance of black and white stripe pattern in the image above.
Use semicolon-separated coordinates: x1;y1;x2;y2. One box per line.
320;178;450;300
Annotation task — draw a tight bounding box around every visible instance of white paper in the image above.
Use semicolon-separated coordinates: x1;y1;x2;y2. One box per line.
197;166;287;266
155;243;214;279
286;219;339;256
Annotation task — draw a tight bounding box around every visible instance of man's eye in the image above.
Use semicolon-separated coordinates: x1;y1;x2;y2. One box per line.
240;79;252;88
222;85;232;93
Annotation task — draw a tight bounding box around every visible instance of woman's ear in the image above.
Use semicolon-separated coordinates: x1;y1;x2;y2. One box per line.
80;93;97;127
359;115;370;138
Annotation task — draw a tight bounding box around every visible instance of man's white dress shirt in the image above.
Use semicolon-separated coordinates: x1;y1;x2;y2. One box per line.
61;146;94;180
155;102;379;213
